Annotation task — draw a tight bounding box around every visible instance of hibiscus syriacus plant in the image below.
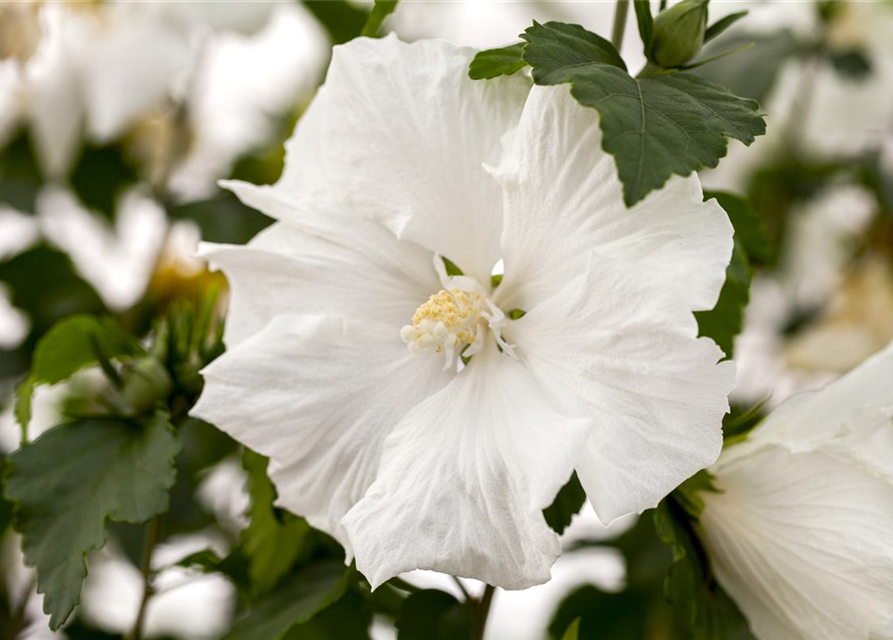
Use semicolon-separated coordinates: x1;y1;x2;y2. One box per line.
5;2;893;639
193;35;736;590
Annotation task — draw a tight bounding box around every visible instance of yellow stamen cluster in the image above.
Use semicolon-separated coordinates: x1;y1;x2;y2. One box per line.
401;288;484;355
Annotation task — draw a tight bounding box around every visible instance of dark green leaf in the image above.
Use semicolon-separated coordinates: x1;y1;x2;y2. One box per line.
396;590;473;640
723;398;769;445
0;128;42;212
654;500;755;640
284;589;373;640
468;43;528;80
4;412;181;629
0;456;13;537
16;315;144;432
827;48;872;80
634;1;654;49
673;470;720;519
0;245;106;343
704;11;748;44
303;1;369;44
167;191;273;245
522;22;765;206
549;585;651;640
242;450;311;597
704;191;770;263
361;0;398;37
695;240;751;358
543;472;586;535
68;144;138;220
522;21;627;83
224;561;350;640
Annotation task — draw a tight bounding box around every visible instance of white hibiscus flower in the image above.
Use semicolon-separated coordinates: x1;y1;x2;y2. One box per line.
700;340;893;640
192;35;735;590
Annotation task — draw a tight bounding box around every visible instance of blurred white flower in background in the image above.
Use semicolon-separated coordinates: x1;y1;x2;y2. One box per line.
37;187;167;312
194;34;734;590
700;340;893;640
81;532;237;640
387;0;645;69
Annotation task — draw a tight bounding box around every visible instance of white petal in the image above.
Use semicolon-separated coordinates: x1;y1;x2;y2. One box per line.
200;191;440;347
491;85;732;312
192;315;452;553
507;253;734;523
342;342;593;590
703;444;893;640
83;20;192;142
254;35;530;283
724;338;893;471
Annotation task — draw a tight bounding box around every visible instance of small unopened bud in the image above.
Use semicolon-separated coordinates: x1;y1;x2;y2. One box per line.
122;356;173;415
648;0;710;68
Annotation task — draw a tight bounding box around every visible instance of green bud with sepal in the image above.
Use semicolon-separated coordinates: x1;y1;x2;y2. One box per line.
648;0;710;68
121;355;174;415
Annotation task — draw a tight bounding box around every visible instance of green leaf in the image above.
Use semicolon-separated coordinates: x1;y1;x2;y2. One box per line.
168;191;273;245
68;144;138;220
242;450;311;597
543;472;586;535
395;590;473;640
654;499;755;640
4;412;181;629
704;191;771;263
633;0;654;49
694;191;767;358
522;21;627;82
16;315;144;432
468;43;527;80
560;618;582;640
827;48;873;80
673;470;720;519
224;561;351;640
361;0;398;37
695;240;750;358
704;11;748;44
303;0;369;44
441;256;464;277
522;22;766;206
0;128;42;212
549;585;651;640
283;589;373;640
0;245;106;343
0;456;13;538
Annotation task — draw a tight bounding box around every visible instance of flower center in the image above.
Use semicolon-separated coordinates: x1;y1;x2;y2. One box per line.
400;258;516;369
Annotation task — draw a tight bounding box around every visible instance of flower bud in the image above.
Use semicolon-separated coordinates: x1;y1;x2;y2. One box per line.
121;356;173;415
648;0;710;68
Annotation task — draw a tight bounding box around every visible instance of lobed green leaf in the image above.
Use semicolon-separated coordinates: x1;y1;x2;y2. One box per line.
224;561;351;640
468;43;528;80
395;589;473;640
654;499;755;639
543;472;586;535
242;450;311;597
4;412;181;629
522;21;765;206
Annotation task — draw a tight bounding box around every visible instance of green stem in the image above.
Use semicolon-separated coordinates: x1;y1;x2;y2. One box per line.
611;0;631;51
127;517;162;640
451;576;471;602
472;585;497;640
